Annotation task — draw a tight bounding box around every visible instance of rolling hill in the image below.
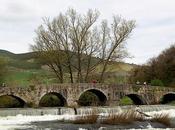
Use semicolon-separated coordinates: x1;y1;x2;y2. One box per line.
0;50;136;86
0;50;41;70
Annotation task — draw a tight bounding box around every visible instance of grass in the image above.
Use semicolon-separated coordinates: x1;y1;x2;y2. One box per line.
72;109;145;125
78;91;99;106
71;109;172;127
104;75;129;84
39;94;62;107
0;49;136;86
167;101;175;105
101;110;144;125
73;114;99;124
119;96;133;105
72;109;99;124
4;69;57;87
95;62;134;73
3;67;131;86
151;113;171;127
101;111;172;127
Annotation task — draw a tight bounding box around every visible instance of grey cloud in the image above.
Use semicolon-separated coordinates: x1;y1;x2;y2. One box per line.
0;0;175;64
0;0;40;23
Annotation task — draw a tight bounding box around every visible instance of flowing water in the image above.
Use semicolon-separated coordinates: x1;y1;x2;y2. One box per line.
0;105;175;130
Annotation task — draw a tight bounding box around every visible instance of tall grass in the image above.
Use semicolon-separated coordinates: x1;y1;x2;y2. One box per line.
72;109;99;124
72;109;172;127
151;113;171;127
101;110;144;125
73;114;99;124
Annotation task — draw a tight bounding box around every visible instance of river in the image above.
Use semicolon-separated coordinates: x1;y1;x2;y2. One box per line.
0;105;175;130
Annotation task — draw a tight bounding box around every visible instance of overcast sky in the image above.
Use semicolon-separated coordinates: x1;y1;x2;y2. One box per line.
0;0;175;64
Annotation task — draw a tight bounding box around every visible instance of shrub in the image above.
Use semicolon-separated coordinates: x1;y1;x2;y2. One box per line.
78;91;99;106
167;101;175;105
0;96;22;108
26;102;35;107
39;94;62;107
151;79;164;86
130;44;175;87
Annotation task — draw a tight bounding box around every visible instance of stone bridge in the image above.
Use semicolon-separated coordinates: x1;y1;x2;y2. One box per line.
0;83;175;107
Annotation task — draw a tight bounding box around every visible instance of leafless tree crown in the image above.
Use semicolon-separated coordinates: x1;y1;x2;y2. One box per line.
31;8;136;83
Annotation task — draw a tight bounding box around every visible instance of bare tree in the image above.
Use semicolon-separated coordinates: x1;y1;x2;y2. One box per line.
31;8;135;83
31;22;66;83
99;16;135;82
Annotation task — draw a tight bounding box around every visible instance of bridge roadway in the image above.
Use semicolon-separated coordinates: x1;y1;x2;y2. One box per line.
0;83;174;107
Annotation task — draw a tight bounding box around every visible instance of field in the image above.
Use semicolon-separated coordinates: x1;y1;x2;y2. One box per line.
4;69;57;87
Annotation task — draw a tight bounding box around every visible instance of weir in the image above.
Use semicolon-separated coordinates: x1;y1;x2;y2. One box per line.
0;105;175;117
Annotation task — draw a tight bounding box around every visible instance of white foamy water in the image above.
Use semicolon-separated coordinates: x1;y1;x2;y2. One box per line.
0;108;175;130
0;114;75;130
147;109;175;118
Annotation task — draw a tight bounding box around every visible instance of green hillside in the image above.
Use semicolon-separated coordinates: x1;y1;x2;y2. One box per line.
0;50;136;86
0;50;41;70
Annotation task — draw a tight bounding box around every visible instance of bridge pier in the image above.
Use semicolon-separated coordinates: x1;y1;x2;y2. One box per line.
107;100;119;106
67;99;78;107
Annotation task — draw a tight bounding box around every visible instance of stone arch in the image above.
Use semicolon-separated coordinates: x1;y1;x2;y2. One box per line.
39;92;67;107
160;92;175;104
0;94;26;108
78;89;107;106
124;94;146;105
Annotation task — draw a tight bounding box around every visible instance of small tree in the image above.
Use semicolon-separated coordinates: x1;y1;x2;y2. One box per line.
31;8;135;83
